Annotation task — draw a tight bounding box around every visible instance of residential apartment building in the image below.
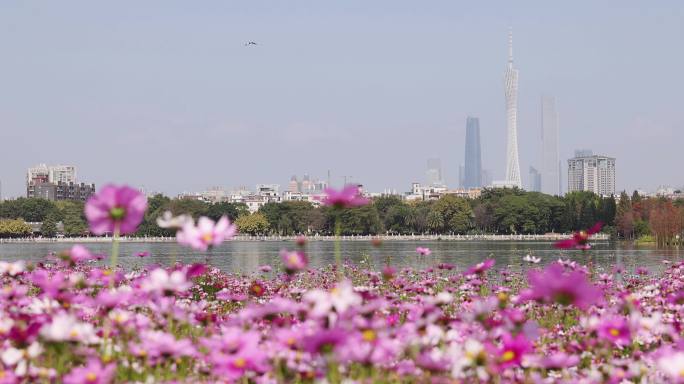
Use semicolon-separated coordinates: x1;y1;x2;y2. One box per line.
567;153;616;196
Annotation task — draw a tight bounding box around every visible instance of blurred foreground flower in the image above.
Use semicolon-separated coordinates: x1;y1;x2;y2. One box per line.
156;210;193;229
280;249;308;274
177;216;237;251
319;185;369;208
520;263;603;309
85;184;147;235
554;222;603;250
63;358;115;384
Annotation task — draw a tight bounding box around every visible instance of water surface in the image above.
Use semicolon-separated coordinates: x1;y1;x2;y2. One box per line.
0;240;681;275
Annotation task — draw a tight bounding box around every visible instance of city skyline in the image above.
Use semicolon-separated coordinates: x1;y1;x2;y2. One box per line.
0;1;682;197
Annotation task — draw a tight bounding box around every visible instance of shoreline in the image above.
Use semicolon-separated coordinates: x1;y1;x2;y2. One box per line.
0;233;610;244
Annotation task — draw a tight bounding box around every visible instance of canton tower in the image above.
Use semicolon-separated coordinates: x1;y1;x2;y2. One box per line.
504;29;522;188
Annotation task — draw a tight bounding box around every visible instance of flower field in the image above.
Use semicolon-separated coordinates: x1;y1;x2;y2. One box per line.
0;184;682;383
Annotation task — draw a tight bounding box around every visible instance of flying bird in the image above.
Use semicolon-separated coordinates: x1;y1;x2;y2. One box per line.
245;41;257;46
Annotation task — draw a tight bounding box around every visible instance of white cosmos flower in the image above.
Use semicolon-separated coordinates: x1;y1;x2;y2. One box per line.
304;280;361;317
141;269;191;295
40;313;99;344
523;254;541;264
0;261;25;276
658;351;684;381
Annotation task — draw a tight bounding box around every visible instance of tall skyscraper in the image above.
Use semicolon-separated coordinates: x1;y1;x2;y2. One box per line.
529;166;541;192
426;158;443;186
504;29;522;188
541;96;560;195
464;117;482;188
567;154;616;196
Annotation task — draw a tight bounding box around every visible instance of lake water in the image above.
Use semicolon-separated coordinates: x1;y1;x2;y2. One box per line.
0;240;682;275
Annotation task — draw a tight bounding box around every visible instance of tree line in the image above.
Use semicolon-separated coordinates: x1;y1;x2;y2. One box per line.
2;188;681;239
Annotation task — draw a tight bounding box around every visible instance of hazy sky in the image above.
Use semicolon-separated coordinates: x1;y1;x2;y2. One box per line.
1;1;682;198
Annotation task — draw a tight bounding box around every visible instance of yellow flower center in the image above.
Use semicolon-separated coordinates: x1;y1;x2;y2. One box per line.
286;337;296;346
85;372;98;382
69;329;79;338
502;350;516;362
288;254;300;264
609;328;620;337
234;357;247;368
103;269;112;276
679;368;684;377
362;329;377;342
252;285;262;294
0;371;5;378
202;233;214;243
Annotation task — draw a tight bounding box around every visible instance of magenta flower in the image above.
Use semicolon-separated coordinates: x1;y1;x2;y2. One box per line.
495;332;532;370
464;259;495;276
520;263;603;309
597;316;631;346
280;249;308;274
85;184;147;235
416;247;432;256
137;251;149;258
62;359;115;384
176;216;237;251
319;185;369;208
555;222;603;250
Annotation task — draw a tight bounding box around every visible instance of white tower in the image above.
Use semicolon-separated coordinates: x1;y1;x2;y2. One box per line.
504;29;522;188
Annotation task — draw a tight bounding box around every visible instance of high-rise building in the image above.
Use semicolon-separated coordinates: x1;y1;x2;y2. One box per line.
426;158;443;186
458;164;465;188
504;29;522;188
567;154;616;196
27;164;76;185
288;175;299;193
49;165;76;184
26;164;93;201
464;117;482;188
529;166;541;192
541;96;560;195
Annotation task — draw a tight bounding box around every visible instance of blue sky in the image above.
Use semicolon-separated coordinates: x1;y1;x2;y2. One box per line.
0;1;682;197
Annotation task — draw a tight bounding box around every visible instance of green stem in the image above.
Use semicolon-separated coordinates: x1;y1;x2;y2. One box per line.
335;217;342;280
110;222;121;287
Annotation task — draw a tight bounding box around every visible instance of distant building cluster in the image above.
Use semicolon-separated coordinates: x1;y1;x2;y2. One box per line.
26;164;95;202
178;174;332;213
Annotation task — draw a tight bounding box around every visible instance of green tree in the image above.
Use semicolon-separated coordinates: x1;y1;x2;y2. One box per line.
431;195;473;234
40;214;59;237
0;219;33;238
235;213;270;235
206;202;248;221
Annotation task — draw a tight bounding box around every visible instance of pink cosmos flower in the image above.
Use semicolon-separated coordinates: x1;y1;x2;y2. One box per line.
541;352;580;369
85;184;147;235
597;316;631;346
62;359;115;384
176;216;237;251
519;263;603;309
416;247;432;256
137;251;149;258
555;222;603;250
495;332;532;370
319;185;369;208
464;259;495;276
280;249;308;274
62;245;95;265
